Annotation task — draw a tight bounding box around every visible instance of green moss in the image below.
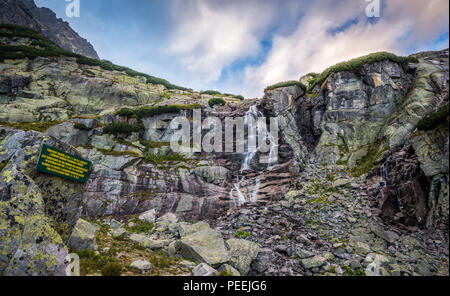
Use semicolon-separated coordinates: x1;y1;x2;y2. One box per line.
223;93;244;100
117;104;202;119
135;105;180;118
208;98;226;108
177;103;202;110
101;262;123;276
350;140;388;177
326;173;336;182
218;270;235;276
0;160;8;172
145;152;188;165
328;266;338;274
306;52;418;92
125;219;154;234
73;250;119;276
234;231;250;238
116;108;135;117
201;90;222;96
342;265;365;276
73;122;90;130
416;103;449;131
0;120;63;132
102;122;144;135
265;80;306;92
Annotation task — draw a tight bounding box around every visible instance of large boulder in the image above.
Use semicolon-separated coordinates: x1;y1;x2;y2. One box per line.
0;128;85;275
175;228;230;267
226;238;260;275
250;248;275;274
67;219;99;251
175;221;211;238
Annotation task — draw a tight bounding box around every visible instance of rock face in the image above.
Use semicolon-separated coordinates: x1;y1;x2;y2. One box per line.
0;127;85;275
0;0;99;59
364;51;449;232
0;57;166;122
314;60;414;165
0;16;448;276
262;85;310;164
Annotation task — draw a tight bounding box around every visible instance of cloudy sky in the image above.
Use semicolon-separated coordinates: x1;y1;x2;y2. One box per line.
35;0;449;98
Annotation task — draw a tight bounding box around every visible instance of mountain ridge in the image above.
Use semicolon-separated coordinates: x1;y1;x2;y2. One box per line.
0;0;99;59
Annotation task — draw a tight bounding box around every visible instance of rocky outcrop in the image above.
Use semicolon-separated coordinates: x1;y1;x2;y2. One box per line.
314;60;414;165
0;127;85;275
0;0;99;59
364;50;449;232
262;85;315;165
0;57;167;122
368;144;431;229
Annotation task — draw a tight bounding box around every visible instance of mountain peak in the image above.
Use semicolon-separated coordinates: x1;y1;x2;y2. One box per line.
0;0;99;59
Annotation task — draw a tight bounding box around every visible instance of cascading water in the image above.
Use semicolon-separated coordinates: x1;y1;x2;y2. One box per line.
250;178;260;203
229;105;277;207
240;105;259;172
380;163;387;187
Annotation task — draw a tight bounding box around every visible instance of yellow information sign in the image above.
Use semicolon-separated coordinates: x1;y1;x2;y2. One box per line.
36;144;91;183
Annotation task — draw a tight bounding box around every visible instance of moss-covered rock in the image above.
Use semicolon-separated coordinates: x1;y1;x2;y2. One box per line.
175;228;230;267
67;219;99;251
0;127;85;275
226;238;260;276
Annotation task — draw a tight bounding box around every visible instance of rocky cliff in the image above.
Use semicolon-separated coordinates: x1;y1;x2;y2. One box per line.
0;25;448;276
0;0;99;59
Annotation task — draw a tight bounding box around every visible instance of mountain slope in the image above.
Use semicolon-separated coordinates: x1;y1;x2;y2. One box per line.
0;0;99;59
0;23;448;276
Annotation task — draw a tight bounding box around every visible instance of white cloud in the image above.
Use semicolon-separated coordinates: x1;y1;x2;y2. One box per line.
242;0;449;97
167;0;278;85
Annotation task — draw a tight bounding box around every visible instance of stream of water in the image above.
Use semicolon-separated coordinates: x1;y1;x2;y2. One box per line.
230;105;277;207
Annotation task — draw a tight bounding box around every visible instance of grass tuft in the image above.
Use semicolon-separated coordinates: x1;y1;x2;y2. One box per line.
208;98;226;108
264;80;306;92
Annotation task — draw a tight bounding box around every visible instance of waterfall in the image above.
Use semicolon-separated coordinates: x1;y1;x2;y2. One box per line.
266;130;278;169
380;163;387;187
229;105;277;207
240;105;260;172
250;178;260;203
229;177;247;207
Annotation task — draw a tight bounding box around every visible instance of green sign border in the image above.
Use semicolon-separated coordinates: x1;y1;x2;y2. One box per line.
36;144;92;184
